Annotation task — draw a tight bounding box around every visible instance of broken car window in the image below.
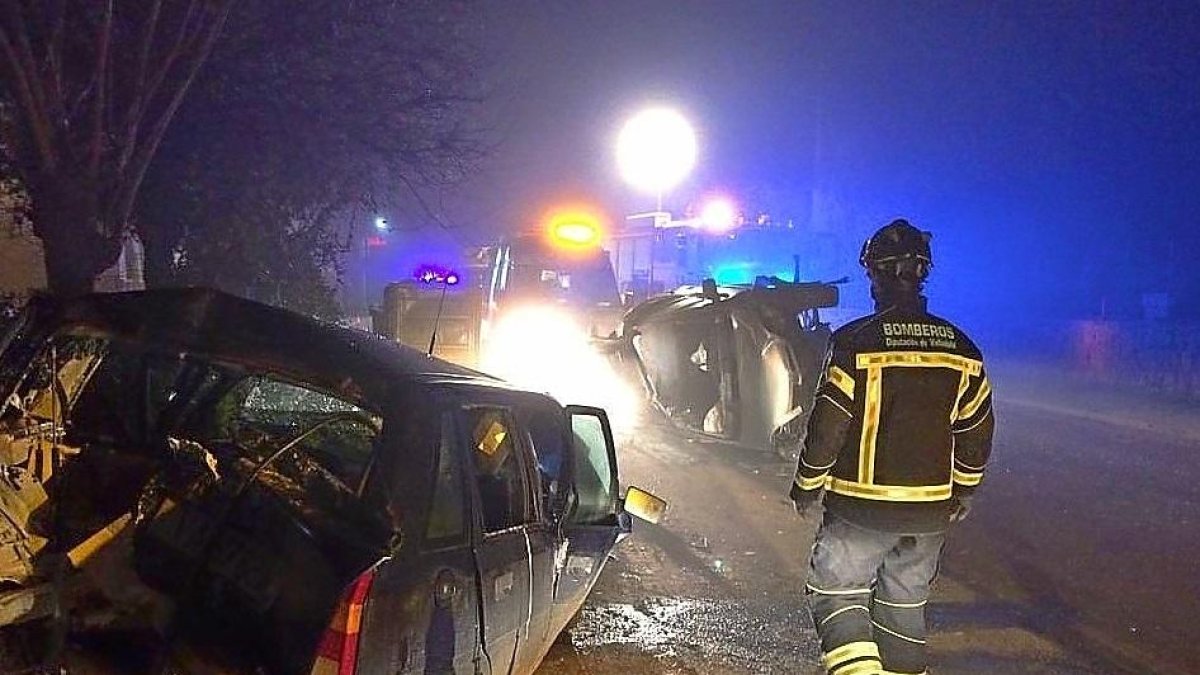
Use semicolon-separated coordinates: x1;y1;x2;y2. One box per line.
465;407;533;533
233;377;380;495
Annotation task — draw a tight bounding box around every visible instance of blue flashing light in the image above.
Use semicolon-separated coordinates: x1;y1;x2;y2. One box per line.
711;261;796;286
711;262;755;286
414;264;460;285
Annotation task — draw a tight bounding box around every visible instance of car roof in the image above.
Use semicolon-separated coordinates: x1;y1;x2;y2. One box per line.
27;288;524;402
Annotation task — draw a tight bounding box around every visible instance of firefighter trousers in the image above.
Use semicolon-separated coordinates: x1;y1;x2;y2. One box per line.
805;511;946;675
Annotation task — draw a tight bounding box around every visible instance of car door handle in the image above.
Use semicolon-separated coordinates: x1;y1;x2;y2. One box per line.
434;570;460;609
493;570;514;601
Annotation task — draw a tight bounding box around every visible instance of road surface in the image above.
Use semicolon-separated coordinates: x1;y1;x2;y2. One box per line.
536;374;1200;674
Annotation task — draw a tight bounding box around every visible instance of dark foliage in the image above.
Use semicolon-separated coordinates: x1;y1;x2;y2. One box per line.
136;0;485;319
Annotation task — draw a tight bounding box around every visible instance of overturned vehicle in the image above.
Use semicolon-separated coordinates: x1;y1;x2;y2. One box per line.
609;277;838;453
0;289;662;674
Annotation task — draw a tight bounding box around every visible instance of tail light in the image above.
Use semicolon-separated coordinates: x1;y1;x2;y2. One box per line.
310;567;378;675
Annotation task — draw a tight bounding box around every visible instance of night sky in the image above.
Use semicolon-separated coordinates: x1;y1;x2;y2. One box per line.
418;1;1200;328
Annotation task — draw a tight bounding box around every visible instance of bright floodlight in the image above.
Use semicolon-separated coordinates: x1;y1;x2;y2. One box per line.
374;216;389;231
616;108;698;195
700;198;738;233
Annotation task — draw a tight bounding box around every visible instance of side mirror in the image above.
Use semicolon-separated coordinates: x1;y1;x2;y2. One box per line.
622;485;667;525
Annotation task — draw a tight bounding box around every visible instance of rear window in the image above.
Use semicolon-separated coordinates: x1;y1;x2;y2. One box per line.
232;377;380;494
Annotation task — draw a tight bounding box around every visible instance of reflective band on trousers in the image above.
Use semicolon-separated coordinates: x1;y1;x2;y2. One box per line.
873;597;927;609
832;659;884;675
872;620;927;645
823;641;880;672
806;584;872;596
820;604;870;626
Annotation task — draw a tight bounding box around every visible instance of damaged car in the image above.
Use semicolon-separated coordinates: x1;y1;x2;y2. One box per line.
608;277;838;453
0;289;664;674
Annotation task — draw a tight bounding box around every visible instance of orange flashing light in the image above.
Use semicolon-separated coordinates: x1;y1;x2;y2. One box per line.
546;207;605;250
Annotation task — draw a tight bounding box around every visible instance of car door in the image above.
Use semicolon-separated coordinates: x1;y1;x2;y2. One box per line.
460;404;536;675
549;405;621;633
509;400;562;673
355;405;482;675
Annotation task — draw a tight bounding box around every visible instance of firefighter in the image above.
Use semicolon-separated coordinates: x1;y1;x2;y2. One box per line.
790;219;994;675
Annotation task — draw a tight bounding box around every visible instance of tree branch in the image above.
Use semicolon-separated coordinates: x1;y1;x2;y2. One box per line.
87;0;114;178
117;0;233;225
0;19;54;168
42;0;67;118
116;0;162;176
5;2;53;143
140;0;201;109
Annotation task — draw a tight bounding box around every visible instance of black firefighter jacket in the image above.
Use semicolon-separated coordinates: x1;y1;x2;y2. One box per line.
794;301;995;533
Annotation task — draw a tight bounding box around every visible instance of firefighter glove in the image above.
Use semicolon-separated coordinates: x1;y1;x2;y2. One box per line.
948;493;973;523
789;482;821;516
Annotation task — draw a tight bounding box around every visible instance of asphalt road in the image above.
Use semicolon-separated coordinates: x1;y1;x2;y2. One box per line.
536;385;1200;674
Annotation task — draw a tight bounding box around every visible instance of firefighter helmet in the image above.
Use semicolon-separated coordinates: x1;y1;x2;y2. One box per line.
859;219;932;281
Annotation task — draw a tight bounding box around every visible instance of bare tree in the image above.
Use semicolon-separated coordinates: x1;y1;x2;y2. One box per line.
136;0;486;316
0;0;233;294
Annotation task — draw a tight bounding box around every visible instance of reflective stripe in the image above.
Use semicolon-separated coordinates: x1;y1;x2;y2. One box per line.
802;456;837;471
806;584;872;596
871;620;927;644
823;641;880;671
873;597;927;609
798;473;829;490
833;660;884;675
844;350;981;505
859;366;883;483
820;604;870;626
819;393;853;417
856;351;982;375
952;407;992;434
828;478;952;502
959;377;991;419
829;365;856;399
952;468;983;486
952;369;971;423
954;456;986;472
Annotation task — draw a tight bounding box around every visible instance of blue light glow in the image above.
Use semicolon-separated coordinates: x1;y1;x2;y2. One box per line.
414;264;461;285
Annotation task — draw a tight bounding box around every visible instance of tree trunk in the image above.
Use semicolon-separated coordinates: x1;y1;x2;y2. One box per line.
29;180;122;296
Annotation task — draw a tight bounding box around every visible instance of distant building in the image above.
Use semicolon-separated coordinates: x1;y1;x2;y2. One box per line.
0;181;45;298
1;180;145;297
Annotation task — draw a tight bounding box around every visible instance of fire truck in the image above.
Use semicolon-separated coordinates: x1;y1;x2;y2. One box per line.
375;214;843;451
373;226;641;427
